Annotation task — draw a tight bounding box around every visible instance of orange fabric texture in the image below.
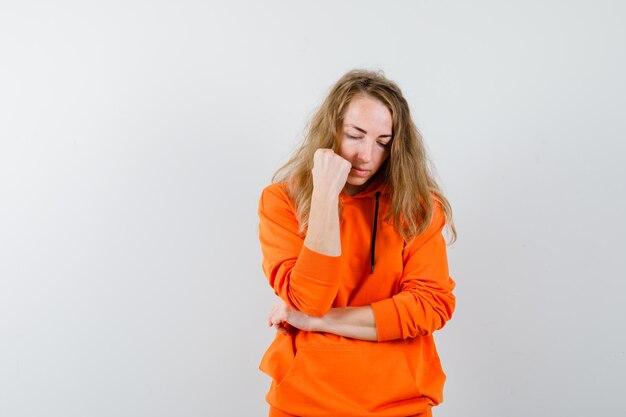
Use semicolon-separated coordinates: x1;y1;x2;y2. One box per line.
269;405;433;417
258;180;456;417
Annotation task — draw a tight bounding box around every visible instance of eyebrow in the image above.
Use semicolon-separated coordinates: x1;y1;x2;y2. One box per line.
345;124;392;139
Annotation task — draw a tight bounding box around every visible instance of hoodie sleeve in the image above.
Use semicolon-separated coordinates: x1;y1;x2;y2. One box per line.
258;185;342;317
370;200;456;341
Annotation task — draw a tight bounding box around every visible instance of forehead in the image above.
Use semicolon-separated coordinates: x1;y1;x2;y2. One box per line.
343;95;392;132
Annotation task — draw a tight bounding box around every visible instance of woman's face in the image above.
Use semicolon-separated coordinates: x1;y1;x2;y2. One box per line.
338;94;393;196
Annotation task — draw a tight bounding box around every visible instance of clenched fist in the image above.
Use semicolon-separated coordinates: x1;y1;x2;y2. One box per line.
312;148;352;197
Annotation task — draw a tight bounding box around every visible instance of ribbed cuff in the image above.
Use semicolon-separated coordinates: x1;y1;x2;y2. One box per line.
293;244;342;284
371;297;403;342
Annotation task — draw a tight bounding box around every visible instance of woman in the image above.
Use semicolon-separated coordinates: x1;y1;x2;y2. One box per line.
258;69;457;417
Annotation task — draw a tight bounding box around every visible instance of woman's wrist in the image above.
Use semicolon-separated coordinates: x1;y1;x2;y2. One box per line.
307;314;325;333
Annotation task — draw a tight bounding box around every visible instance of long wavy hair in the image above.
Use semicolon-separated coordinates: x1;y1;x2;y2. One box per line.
272;69;457;244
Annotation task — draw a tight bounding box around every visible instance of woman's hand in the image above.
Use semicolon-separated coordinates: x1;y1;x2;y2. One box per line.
312;148;351;197
268;298;315;335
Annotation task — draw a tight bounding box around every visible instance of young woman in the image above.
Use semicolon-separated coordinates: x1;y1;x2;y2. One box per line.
258;69;457;417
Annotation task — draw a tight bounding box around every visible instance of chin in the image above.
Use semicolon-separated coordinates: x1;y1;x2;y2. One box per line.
347;177;369;186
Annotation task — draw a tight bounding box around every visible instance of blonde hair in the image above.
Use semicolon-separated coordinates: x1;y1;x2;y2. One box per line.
272;69;457;244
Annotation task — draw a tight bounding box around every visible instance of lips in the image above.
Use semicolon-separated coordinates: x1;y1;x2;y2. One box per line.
351;167;370;177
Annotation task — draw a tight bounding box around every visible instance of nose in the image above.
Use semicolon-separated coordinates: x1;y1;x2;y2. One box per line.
357;140;374;163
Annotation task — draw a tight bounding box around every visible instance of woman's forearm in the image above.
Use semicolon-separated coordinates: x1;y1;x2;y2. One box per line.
303;190;341;256
311;306;378;341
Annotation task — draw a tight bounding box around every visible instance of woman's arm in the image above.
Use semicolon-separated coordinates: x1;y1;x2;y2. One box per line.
259;187;340;317
304;149;351;256
259;149;352;317
268;201;455;342
370;201;455;341
312;305;377;341
268;298;378;341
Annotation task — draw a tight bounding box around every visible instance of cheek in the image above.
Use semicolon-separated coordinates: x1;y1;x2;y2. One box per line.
337;142;352;160
374;151;389;168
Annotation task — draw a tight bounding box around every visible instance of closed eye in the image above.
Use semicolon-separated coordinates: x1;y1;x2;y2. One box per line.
347;134;390;149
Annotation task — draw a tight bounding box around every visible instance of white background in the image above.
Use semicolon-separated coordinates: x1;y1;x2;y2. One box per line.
1;1;625;416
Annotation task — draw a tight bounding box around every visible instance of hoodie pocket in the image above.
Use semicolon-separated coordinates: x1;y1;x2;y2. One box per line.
275;345;421;414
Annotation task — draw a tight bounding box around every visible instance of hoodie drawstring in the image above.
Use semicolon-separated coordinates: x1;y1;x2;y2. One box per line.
371;191;381;274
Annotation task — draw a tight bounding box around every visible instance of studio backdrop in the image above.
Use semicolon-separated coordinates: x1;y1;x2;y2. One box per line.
1;1;625;416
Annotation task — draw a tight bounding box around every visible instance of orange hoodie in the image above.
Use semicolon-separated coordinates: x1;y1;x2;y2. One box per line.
258;179;455;417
